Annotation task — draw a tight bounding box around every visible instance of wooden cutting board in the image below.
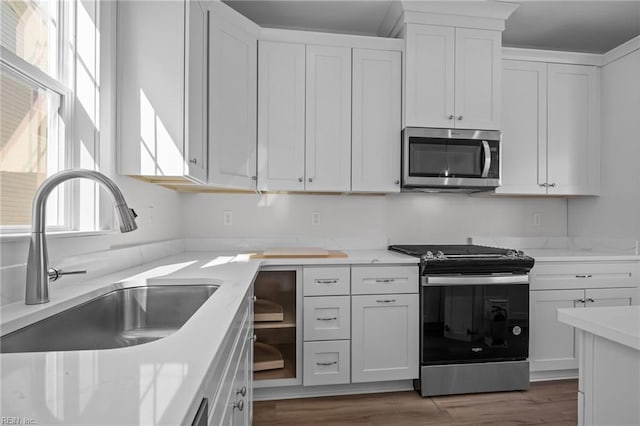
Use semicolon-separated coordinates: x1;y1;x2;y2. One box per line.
249;248;348;259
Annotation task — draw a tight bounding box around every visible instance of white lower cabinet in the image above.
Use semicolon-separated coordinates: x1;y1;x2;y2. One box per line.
530;286;636;373
303;340;351;386
208;290;253;426
351;294;419;383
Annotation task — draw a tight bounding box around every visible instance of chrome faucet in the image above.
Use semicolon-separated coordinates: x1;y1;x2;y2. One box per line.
25;169;138;305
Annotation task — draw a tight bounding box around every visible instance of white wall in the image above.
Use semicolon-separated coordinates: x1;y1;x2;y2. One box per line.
182;192;567;246
568;49;640;239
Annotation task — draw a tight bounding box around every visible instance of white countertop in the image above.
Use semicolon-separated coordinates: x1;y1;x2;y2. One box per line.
0;249;416;425
557;305;640;351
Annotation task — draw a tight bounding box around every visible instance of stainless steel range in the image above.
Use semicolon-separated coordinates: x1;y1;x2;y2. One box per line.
388;244;535;397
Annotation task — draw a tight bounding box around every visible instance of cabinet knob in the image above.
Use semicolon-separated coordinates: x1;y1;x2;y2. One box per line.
576;274;592;278
251;295;257;302
250;334;257;342
586;298;595;303
548;183;556;188
236;386;247;397
457;115;464;120
298;177;303;182
233;400;244;412
308;177;313;183
539;183;548;188
576;298;586;304
251;176;257;181
448;115;454;120
189;158;198;165
394;180;400;185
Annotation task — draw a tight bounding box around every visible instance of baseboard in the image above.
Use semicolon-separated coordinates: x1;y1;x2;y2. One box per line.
253;380;414;401
530;369;578;382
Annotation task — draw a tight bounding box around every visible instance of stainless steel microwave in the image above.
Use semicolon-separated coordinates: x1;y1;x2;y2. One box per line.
401;127;501;193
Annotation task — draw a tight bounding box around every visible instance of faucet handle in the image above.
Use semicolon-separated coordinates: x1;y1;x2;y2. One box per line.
48;267;87;282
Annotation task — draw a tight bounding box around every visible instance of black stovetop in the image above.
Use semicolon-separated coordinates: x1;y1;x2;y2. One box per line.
388;244;535;275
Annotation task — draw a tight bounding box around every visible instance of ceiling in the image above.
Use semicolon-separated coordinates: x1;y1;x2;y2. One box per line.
223;1;640;54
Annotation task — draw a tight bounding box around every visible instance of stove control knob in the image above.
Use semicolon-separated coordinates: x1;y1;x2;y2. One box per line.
517;250;526;259
512;325;522;336
423;251;434;260
436;251;445;260
506;250;517;259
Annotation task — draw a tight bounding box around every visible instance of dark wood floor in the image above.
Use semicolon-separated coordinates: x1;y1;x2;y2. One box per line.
254;379;577;426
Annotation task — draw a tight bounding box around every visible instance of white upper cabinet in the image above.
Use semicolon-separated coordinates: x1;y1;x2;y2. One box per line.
497;60;547;195
352;48;402;192
258;37;402;193
547;63;600;195
498;58;600;196
404;25;454;129
117;0;207;183
404;24;501;130
257;41;306;191
305;45;352;192
454;28;501;130
209;3;259;189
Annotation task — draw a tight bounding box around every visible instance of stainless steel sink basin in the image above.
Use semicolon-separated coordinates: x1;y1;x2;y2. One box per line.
0;285;219;353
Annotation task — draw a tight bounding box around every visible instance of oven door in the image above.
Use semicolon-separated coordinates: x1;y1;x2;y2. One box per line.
421;274;529;365
402;128;500;188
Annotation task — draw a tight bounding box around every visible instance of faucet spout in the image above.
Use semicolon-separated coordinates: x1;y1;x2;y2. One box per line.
25;169;138;305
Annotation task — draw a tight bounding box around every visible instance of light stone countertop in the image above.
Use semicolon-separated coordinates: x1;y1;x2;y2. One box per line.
0;249;416;425
557;305;640;351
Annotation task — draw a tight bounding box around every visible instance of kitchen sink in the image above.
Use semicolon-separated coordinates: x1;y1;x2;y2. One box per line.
0;284;219;353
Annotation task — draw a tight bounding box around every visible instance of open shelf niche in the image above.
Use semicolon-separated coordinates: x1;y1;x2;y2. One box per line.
253;270;298;382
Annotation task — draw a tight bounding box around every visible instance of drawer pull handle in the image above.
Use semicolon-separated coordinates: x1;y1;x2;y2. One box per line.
316;361;337;366
233;400;244;412
375;279;395;283
316;279;338;284
576;298;586;304
236;386;247;397
376;299;396;303
576;274;592;278
317;317;337;321
586;298;595;303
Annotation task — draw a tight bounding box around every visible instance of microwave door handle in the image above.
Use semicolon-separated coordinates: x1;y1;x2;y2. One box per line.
481;140;491;178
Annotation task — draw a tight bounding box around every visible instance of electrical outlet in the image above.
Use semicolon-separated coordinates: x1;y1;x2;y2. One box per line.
533;213;542;227
223;211;233;226
311;211;320;226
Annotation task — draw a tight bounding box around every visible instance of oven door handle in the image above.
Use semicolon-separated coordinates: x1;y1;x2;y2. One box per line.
481;140;491;178
422;275;529;286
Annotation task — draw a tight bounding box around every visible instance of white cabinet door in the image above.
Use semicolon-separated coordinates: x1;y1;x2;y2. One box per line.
117;0;186;177
258;41;306;191
497;60;547;195
185;0;208;183
231;339;251;426
586;287;636;307
305;45;351;192
209;5;258;189
454;28;501;130
352;48;402;192
404;24;455;128
351;294;419;383
547;64;600;195
530;289;584;372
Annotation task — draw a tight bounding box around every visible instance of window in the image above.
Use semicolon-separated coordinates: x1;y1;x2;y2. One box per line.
1;0;75;231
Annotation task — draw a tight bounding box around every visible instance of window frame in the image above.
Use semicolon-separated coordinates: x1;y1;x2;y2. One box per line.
0;0;75;234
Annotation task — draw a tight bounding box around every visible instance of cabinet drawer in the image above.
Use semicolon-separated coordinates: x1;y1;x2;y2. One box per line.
303;266;350;296
304;296;350;341
351;266;418;294
303;340;350;386
531;261;639;290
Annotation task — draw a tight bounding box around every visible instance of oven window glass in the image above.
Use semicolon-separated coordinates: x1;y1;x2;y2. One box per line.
421;283;529;364
409;138;482;177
